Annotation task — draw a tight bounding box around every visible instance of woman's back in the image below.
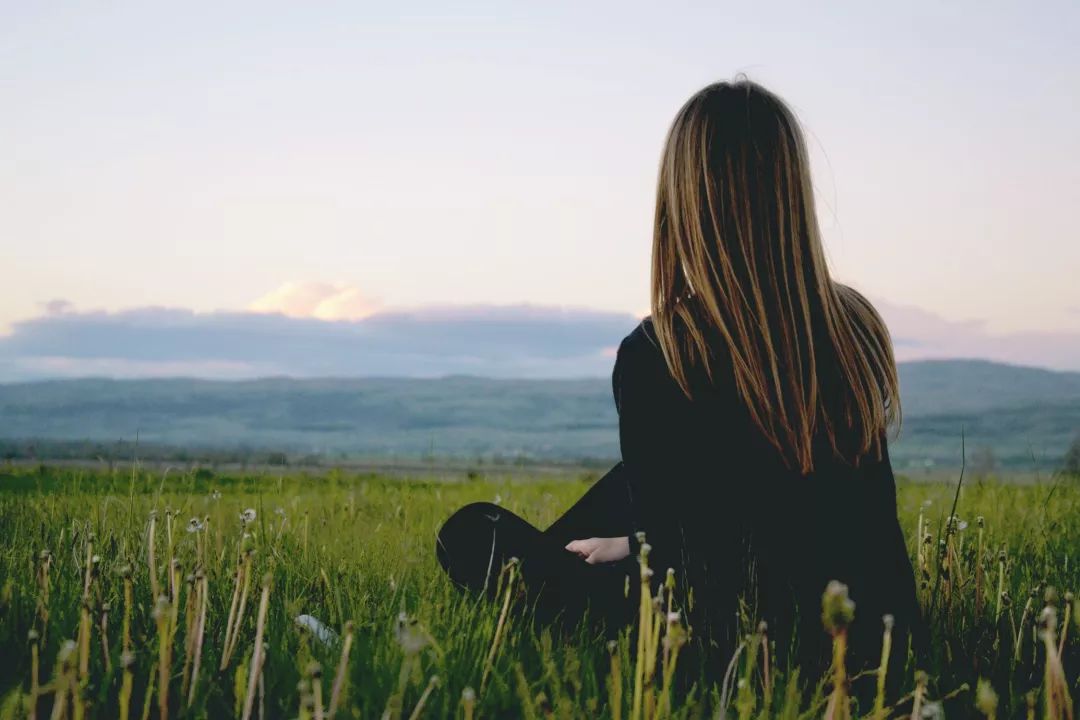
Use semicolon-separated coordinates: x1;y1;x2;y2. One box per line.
615;317;921;677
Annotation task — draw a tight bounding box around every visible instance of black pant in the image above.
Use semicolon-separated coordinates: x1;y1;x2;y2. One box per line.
435;463;638;631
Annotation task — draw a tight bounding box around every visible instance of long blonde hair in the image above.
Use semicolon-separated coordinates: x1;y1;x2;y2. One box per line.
651;79;900;473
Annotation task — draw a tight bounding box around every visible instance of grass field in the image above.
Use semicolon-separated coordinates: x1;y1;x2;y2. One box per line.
0;466;1078;719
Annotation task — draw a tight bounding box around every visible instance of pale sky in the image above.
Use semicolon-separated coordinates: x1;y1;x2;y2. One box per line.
2;1;1079;339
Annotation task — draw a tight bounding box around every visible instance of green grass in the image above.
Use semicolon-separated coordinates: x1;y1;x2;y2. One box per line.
0;466;1077;719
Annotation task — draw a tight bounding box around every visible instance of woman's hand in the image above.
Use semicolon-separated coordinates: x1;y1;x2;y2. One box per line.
565;536;630;564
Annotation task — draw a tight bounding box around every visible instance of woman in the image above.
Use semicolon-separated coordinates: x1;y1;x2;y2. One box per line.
435;79;922;684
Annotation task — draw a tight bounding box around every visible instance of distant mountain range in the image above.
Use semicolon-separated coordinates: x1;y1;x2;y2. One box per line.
1;359;1078;471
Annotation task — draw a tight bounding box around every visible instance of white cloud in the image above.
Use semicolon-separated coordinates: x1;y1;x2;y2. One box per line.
248;282;380;321
875;298;1080;371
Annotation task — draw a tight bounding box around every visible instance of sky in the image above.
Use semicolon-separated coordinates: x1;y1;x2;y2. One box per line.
2;1;1079;377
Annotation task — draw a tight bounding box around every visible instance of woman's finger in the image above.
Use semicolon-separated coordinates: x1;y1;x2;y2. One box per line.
565;539;589;555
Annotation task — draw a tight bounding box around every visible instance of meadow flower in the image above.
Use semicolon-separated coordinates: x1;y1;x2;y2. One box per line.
295;614;339;647
920;700;944;720
186;517;205;533
821;580;855;634
975;679;998;719
240;508;257;525
395;611;431;654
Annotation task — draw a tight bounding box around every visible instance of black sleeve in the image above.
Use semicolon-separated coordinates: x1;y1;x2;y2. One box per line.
613;330;694;583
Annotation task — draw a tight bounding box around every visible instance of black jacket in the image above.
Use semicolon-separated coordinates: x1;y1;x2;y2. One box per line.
613;318;923;675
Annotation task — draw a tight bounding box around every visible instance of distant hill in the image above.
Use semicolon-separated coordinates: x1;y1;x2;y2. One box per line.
0;359;1077;471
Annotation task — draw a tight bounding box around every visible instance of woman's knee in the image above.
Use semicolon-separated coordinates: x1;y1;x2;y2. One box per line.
435;502;504;577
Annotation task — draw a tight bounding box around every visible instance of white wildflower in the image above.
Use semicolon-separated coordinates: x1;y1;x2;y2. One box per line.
295;614;339;647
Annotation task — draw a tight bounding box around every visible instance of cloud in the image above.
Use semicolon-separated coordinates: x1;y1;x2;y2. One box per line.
874;299;1080;371
42;299;76;316
248;282;380;321
0;294;1078;382
0;303;640;381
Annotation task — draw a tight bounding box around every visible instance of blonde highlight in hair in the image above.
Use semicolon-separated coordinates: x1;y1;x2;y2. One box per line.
651;79;900;473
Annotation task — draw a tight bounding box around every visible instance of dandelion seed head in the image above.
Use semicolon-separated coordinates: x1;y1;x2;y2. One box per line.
920;700;944;720
394;612;430;654
58;640;77;666
240;508;257;524
152;595;170;615
1038;606;1058;635
187;517;205;533
883;614;895;631
975;679;999;716
462;687;476;703
821;580;855;634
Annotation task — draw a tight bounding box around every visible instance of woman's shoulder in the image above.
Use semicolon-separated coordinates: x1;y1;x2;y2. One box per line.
612;317;670;406
615;317;666;372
